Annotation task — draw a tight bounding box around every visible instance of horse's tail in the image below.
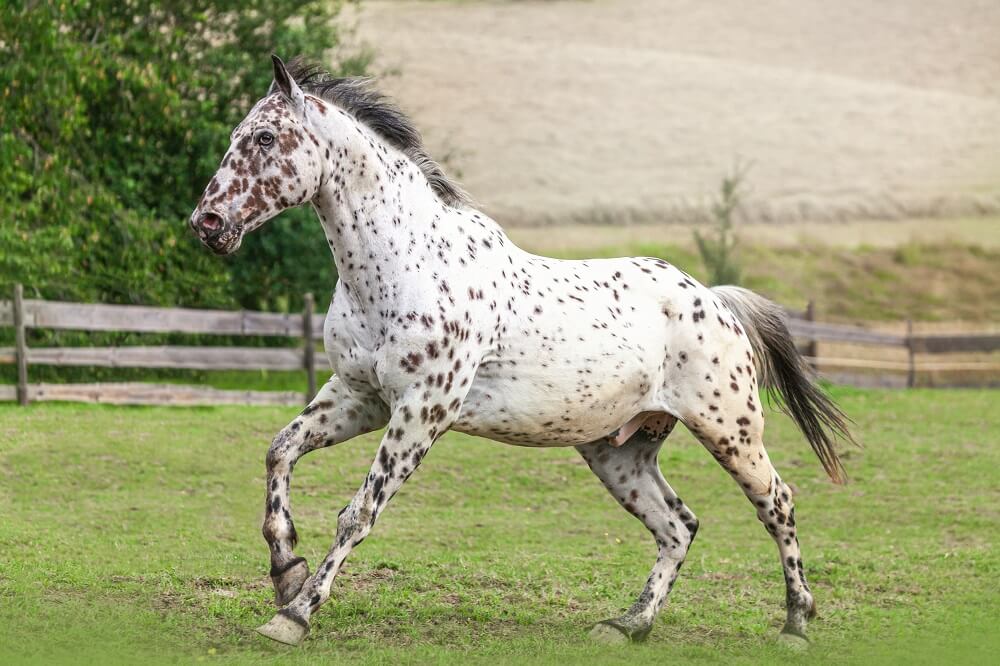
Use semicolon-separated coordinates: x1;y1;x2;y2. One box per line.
711;285;854;484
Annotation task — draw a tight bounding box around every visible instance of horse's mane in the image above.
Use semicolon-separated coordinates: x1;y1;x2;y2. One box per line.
281;57;470;207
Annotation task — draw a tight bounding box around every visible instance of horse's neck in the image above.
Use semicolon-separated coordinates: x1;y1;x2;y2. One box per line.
311;129;463;299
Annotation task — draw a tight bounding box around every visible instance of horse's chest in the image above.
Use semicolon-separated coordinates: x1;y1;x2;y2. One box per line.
323;289;382;395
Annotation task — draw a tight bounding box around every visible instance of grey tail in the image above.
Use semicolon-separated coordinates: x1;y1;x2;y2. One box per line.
712;286;855;484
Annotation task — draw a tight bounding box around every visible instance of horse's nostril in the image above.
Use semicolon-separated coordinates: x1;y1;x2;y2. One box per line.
199;212;224;234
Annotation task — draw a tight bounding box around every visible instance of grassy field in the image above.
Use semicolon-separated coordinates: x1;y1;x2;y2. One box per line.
1;388;998;664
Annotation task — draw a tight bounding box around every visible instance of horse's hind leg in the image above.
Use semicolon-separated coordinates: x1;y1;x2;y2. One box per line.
576;416;698;643
263;376;388;606
686;408;816;645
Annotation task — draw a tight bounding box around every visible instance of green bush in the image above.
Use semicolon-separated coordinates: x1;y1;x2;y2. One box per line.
0;1;365;311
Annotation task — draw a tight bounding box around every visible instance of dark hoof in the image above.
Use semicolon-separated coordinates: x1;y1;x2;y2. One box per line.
270;557;309;607
589;619;651;644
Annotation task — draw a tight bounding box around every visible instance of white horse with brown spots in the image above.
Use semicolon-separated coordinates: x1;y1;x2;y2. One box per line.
189;56;853;648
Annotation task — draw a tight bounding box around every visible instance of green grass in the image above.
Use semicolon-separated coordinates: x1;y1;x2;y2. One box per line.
1;388;998;664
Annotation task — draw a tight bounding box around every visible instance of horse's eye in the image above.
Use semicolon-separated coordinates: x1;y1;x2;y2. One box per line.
257;131;274;147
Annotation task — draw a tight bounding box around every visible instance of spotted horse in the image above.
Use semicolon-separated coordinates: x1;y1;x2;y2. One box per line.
189;56;854;648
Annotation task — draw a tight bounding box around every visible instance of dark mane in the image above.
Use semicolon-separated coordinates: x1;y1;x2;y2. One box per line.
280;57;470;207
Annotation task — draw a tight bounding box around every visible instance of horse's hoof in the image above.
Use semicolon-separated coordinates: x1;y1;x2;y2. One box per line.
777;631;810;651
589;621;630;645
589;618;651;644
271;557;309;607
256;610;309;646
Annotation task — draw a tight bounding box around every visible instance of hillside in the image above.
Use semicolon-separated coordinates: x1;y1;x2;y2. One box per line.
351;0;1000;226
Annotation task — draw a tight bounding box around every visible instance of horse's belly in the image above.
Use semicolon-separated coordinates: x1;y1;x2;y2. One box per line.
454;352;660;447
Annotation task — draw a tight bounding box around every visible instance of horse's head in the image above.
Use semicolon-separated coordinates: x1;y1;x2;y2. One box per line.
189;55;321;255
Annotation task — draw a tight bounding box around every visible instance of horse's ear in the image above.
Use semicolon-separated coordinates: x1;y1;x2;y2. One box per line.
270;54;305;113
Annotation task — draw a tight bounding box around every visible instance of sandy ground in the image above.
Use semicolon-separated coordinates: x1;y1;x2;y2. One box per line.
349;0;1000;227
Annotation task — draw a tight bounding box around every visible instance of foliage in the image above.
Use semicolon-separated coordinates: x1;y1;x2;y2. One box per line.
0;1;363;310
695;163;750;286
1;388;998;663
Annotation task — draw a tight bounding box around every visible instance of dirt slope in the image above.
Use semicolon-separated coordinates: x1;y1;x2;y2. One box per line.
350;0;1000;226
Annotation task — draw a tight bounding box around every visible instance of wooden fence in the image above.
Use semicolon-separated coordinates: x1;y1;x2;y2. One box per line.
1;287;998;406
785;302;1000;388
0;284;322;406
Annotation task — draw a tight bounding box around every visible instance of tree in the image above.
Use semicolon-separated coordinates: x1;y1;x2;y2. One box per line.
694;162;750;286
0;1;363;310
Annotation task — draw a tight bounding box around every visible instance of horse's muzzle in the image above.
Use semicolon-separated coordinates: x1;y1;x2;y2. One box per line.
190;210;242;255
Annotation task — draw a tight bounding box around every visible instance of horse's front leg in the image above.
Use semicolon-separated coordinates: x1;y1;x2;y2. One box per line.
263;376;388;606
256;386;465;645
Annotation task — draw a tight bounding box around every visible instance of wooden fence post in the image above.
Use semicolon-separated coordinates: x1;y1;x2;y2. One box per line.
13;284;29;405
906;319;916;388
302;293;317;403
804;299;818;372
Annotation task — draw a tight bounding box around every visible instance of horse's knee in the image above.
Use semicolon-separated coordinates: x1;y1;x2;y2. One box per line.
267;423;301;469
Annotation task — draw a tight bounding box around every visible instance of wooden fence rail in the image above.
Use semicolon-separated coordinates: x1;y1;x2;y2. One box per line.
0;286;320;407
0;298;324;338
787;319;908;347
5;346;305;371
1;286;998;405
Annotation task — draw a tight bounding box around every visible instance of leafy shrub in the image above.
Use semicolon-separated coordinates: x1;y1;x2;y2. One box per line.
0;1;365;311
